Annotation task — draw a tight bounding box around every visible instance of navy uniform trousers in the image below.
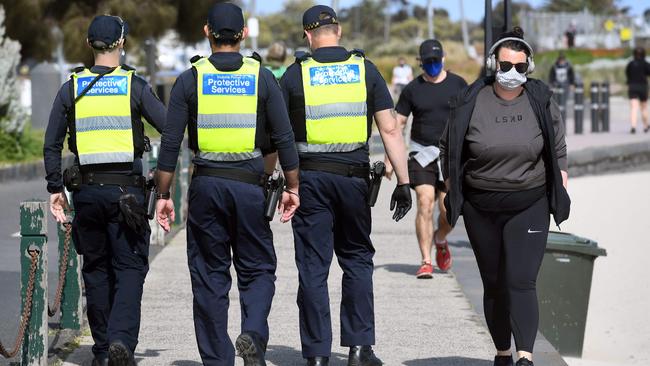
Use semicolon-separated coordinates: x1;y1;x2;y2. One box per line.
292;170;375;358
71;185;150;360
187;175;277;366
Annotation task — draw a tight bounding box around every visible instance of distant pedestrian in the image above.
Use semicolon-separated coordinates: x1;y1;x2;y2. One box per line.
385;39;467;277
391;56;413;97
548;52;575;119
265;41;288;80
625;47;650;134
441;26;570;366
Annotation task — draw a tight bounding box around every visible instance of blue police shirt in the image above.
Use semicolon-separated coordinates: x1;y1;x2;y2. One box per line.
44;65;166;193
280;46;394;166
157;52;298;174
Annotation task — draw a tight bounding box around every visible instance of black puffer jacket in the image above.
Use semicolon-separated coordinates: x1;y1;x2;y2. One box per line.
439;76;571;227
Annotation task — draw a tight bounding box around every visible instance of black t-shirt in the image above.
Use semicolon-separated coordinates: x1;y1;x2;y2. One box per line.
396;72;467;147
626;59;650;88
280;46;394;166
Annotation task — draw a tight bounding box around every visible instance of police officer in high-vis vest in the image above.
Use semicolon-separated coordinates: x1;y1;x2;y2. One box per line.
280;6;412;366
154;3;300;366
44;15;166;366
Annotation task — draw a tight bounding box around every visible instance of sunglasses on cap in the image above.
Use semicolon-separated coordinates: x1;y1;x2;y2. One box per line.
498;61;528;73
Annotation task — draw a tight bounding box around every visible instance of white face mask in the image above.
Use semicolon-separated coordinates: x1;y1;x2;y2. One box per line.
496;67;527;90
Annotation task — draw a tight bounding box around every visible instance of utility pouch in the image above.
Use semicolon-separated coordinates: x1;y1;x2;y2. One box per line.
63;165;82;191
367;161;386;207
264;170;285;221
145;169;156;220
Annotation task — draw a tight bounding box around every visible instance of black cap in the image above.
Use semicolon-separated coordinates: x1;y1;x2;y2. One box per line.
419;39;443;61
87;15;128;49
302;5;339;35
207;2;245;40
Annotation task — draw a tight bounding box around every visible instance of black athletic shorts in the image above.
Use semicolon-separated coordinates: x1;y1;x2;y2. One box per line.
408;153;447;192
629;85;648;102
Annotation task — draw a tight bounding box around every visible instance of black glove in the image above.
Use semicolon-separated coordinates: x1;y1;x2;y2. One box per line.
390;183;412;222
118;193;150;235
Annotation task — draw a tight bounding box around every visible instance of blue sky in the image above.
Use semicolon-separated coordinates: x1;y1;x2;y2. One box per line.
255;0;647;22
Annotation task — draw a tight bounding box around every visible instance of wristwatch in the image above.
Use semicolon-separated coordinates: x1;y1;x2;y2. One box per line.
155;191;171;199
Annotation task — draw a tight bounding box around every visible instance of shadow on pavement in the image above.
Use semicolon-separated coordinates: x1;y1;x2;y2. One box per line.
135;348;166;363
265;344;348;365
375;263;449;276
448;240;472;249
170;361;202;366
403;356;492;365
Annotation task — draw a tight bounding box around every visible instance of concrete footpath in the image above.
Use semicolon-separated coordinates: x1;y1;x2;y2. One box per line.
64;182;498;366
58;96;650;366
560;170;650;366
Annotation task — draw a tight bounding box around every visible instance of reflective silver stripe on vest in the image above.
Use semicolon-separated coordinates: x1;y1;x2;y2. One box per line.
196;148;262;162
296;142;366;153
79;152;134;166
305;102;367;120
76;116;132;132
197;113;257;129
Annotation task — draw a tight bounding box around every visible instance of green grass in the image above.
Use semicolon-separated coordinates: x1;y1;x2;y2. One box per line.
0;125;44;164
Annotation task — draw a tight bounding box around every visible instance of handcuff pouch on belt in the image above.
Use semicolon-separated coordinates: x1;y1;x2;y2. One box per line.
63;165;82;191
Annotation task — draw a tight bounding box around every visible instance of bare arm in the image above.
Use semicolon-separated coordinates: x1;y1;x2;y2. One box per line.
375;109;409;185
384;112;408;179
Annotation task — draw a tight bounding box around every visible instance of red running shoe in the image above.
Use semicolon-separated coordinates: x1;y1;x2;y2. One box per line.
435;239;452;272
416;262;433;279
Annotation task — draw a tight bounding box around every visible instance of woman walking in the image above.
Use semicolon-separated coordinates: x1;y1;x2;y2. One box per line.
440;27;570;366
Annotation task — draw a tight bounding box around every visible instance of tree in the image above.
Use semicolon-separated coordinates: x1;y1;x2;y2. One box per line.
543;0;621;14
173;0;244;44
0;5;27;135
0;0;177;64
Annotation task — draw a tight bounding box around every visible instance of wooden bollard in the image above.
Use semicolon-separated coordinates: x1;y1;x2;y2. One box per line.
19;201;48;366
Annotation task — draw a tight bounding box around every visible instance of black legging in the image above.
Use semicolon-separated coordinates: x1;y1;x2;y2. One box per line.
462;197;550;353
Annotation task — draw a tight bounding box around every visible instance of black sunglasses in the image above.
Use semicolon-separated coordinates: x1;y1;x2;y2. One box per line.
499;61;528;73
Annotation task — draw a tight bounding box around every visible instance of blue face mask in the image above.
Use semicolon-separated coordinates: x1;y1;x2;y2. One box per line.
422;61;443;77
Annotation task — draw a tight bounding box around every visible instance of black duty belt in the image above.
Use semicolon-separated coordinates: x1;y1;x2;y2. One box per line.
300;161;369;179
193;166;265;186
81;172;145;188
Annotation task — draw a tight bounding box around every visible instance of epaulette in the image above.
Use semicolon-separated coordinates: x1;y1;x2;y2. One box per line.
121;64;136;71
294;51;311;64
351;48;365;58
190;54;202;63
72;66;85;73
249;52;262;63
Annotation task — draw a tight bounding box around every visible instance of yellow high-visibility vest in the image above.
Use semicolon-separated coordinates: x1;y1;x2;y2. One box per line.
72;67;134;165
193;56;261;161
300;54;368;153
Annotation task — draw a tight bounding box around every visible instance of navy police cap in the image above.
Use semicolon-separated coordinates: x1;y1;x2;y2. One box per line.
207;2;245;39
87;15;128;49
302;5;338;36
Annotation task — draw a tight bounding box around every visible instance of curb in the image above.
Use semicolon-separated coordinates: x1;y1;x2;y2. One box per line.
568;140;650;177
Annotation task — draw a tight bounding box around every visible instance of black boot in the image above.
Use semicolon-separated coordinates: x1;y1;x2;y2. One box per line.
306;356;329;366
235;332;267;366
494;355;513;366
108;341;135;366
515;358;534;366
347;346;383;366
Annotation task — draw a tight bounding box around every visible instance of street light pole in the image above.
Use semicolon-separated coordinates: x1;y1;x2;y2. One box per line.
427;0;434;39
249;0;257;50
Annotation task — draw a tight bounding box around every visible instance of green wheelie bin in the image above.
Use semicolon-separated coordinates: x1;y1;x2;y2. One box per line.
537;231;606;357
